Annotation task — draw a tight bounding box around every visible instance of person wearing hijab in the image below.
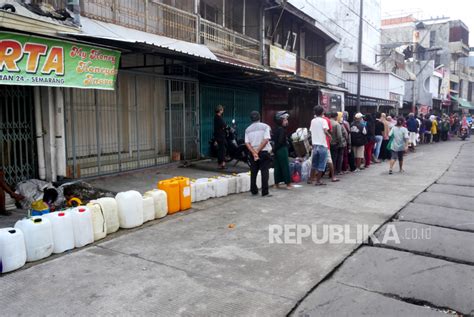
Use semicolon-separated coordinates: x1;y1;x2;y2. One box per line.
387;115;395;128
339;112;351;173
461;115;470;138
430;115;439;143
272;111;292;189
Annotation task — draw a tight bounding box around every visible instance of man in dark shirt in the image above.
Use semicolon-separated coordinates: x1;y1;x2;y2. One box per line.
374;112;385;161
214;105;227;169
423;115;432;144
406;113;419;151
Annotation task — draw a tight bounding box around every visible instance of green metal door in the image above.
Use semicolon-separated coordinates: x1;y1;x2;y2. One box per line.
200;85;261;156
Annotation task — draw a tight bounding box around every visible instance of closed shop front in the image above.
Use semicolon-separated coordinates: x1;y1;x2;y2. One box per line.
65;72;199;178
199;85;261;157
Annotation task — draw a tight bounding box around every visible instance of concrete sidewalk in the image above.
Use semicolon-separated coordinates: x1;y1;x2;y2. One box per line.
0;140;467;316
293;141;474;316
87;159;249;195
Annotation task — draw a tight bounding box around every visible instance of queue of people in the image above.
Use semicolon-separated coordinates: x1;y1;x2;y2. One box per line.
214;104;471;197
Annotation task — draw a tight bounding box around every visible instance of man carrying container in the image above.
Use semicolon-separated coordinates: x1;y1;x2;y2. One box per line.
245;111;272;197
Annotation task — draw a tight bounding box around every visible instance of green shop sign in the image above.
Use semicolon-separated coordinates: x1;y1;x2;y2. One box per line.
0;32;120;90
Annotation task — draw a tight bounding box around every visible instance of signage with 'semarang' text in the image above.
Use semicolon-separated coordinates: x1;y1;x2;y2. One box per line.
0;32;121;90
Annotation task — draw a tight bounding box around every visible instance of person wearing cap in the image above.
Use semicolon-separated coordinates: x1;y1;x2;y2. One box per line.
272;111;292;189
309;106;332;186
214;105;227;169
245;111;272;197
350;113;367;171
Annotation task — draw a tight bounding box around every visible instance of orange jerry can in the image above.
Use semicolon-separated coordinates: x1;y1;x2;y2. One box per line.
173;177;192;211
158;179;180;214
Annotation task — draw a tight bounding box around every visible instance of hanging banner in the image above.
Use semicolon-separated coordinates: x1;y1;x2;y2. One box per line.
270;45;296;74
0;32;120;90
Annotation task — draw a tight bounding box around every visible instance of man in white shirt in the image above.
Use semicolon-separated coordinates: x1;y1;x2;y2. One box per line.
309;106;332;186
245;111;272;196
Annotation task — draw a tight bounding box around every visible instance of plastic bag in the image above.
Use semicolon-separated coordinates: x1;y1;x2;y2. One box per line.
301;159;312;182
292;171;301;183
15;179;65;210
291;128;308;142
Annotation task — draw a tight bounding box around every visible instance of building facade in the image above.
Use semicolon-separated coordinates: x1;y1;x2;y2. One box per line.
0;0;404;184
381;15;474;115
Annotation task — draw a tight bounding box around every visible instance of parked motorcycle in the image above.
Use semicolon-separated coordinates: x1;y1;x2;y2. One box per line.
459;127;468;141
210;119;251;167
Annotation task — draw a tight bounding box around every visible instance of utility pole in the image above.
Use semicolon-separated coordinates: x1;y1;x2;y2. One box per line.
412;42;418;114
356;0;363;113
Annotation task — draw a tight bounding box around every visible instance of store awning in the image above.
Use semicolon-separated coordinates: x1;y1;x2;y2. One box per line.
65;17;219;61
451;95;474;109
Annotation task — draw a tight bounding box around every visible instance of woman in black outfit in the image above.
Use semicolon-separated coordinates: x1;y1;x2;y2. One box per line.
273;111;292;189
214;105;227;169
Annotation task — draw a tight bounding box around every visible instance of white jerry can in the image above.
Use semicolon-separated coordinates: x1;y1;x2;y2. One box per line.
85;203;107;242
225;175;238;195
71;207;94;248
215;177;229;197
143;189;168;219
142;196;155;223
14;216;53;262
90;197;120;234
44;211;76;253
115;191;144;228
269;168;275;187
236;173;251;193
194;178;211;201
0;227;27;273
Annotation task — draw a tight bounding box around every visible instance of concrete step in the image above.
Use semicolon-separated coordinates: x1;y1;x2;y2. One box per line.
374;221;474;263
414;192;474;211
322;247;474;315
427;184;474;198
292;277;444;316
397;202;474;232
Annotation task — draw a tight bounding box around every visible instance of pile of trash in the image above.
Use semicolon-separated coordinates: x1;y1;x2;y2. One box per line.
15;180;115;214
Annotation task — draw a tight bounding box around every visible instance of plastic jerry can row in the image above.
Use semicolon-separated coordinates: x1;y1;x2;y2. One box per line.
0;207;96;273
0;190;170;273
190;169;274;203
